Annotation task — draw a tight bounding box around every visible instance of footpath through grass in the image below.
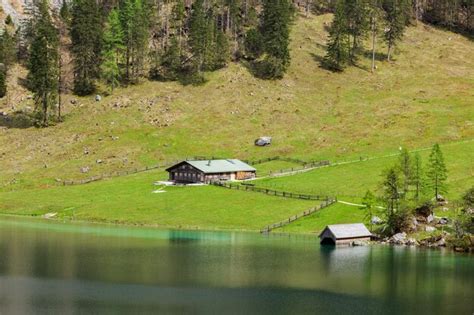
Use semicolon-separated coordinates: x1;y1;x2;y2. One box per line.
253;141;474;200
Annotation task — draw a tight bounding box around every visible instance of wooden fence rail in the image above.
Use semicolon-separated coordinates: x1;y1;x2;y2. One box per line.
211;181;335;202
59;156;330;186
260;199;337;233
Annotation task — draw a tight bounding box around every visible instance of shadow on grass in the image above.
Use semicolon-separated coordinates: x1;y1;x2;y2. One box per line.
0;111;36;129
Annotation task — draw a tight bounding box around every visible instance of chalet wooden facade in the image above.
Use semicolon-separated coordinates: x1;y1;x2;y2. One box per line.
319;223;372;245
166;159;256;184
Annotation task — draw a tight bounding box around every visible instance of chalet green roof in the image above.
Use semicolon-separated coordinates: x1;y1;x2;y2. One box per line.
173;159;256;174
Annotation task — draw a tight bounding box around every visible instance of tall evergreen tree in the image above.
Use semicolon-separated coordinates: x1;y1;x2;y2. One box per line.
0;28;17;97
398;147;412;197
259;0;291;78
323;0;350;71
411;152;424;200
382;0;408;61
382;167;401;216
214;30;230;69
345;0;370;62
188;0;209;73
426;143;448;199
101;9;124;92
27;0;59;126
71;0;103;95
60;0;72;23
120;0;149;83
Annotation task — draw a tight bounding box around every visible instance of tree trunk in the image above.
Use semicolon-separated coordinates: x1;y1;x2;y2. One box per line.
371;19;376;72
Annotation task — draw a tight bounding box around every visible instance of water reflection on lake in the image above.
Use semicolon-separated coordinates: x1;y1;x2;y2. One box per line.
0;216;472;314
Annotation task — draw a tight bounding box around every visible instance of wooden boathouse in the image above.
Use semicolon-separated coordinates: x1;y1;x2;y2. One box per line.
166;159;256;184
319;223;372;245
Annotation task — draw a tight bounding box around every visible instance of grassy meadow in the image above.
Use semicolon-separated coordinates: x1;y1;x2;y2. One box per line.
252;140;474;200
0;13;473;233
0;170;319;231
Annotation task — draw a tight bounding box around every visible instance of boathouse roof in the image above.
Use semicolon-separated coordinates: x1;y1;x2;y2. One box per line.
319;223;372;239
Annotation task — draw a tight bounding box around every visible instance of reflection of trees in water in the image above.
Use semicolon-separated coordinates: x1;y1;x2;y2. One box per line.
168;230;232;244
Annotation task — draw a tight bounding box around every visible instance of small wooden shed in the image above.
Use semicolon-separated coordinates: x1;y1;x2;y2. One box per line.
319;223;372;245
166;159;256;184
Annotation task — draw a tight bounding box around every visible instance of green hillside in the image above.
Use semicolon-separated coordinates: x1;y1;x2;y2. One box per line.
0;13;473;233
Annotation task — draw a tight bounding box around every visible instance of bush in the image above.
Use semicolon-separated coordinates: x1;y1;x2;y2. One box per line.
5;15;12;25
386;206;413;234
462;186;474;209
0;70;6;98
253;55;286;79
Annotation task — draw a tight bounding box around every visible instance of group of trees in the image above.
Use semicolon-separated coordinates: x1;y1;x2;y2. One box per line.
0;0;471;124
324;0;411;71
363;143;449;233
0;0;293;125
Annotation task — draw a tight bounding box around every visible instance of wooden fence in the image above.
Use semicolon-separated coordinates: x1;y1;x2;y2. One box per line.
60;155;330;186
260;198;337;233
211;181;335;202
61;155;227;186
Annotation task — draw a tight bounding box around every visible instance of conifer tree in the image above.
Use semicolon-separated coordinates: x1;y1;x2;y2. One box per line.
345;0;370;62
60;0;72;23
382;0;408;61
214;30;230;69
398;147;412;197
71;0;103;95
368;0;383;72
383;167;401;216
244;28;264;59
362;189;377;231
188;0;208;73
426;143;448;200
101;9;124;92
411;152;424;200
259;0;291;78
323;0;350;71
27;0;59;126
120;0;149;83
160;36;182;80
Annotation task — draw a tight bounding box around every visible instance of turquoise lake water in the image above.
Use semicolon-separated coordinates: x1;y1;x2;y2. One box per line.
0;216;472;314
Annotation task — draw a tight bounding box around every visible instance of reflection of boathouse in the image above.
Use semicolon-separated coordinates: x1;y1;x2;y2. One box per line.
319;224;371;245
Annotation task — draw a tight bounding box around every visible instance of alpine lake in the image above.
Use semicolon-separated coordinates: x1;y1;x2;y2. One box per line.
0;216;472;314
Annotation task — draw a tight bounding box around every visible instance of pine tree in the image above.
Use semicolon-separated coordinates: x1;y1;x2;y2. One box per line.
129;0;150;81
411;152;424;200
368;0;383;72
426;143;448;200
60;0;72;23
188;0;209;73
160;36;182;80
27;0;59;126
398;147;412;197
345;0;370;62
383;167;401;216
323;0;350;71
214;30;230;69
101;9;124;92
120;0;150;83
71;0;103;95
382;0;408;61
0;69;6;98
244;28;264;59
362;189;377;231
259;0;291;78
0;29;16;68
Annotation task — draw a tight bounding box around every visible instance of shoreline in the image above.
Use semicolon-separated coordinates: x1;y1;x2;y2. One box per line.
1;213;472;253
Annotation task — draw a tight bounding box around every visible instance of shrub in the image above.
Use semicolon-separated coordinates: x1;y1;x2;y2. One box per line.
253;55;286;79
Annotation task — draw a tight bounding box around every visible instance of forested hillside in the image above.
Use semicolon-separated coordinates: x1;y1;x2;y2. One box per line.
0;8;472;190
